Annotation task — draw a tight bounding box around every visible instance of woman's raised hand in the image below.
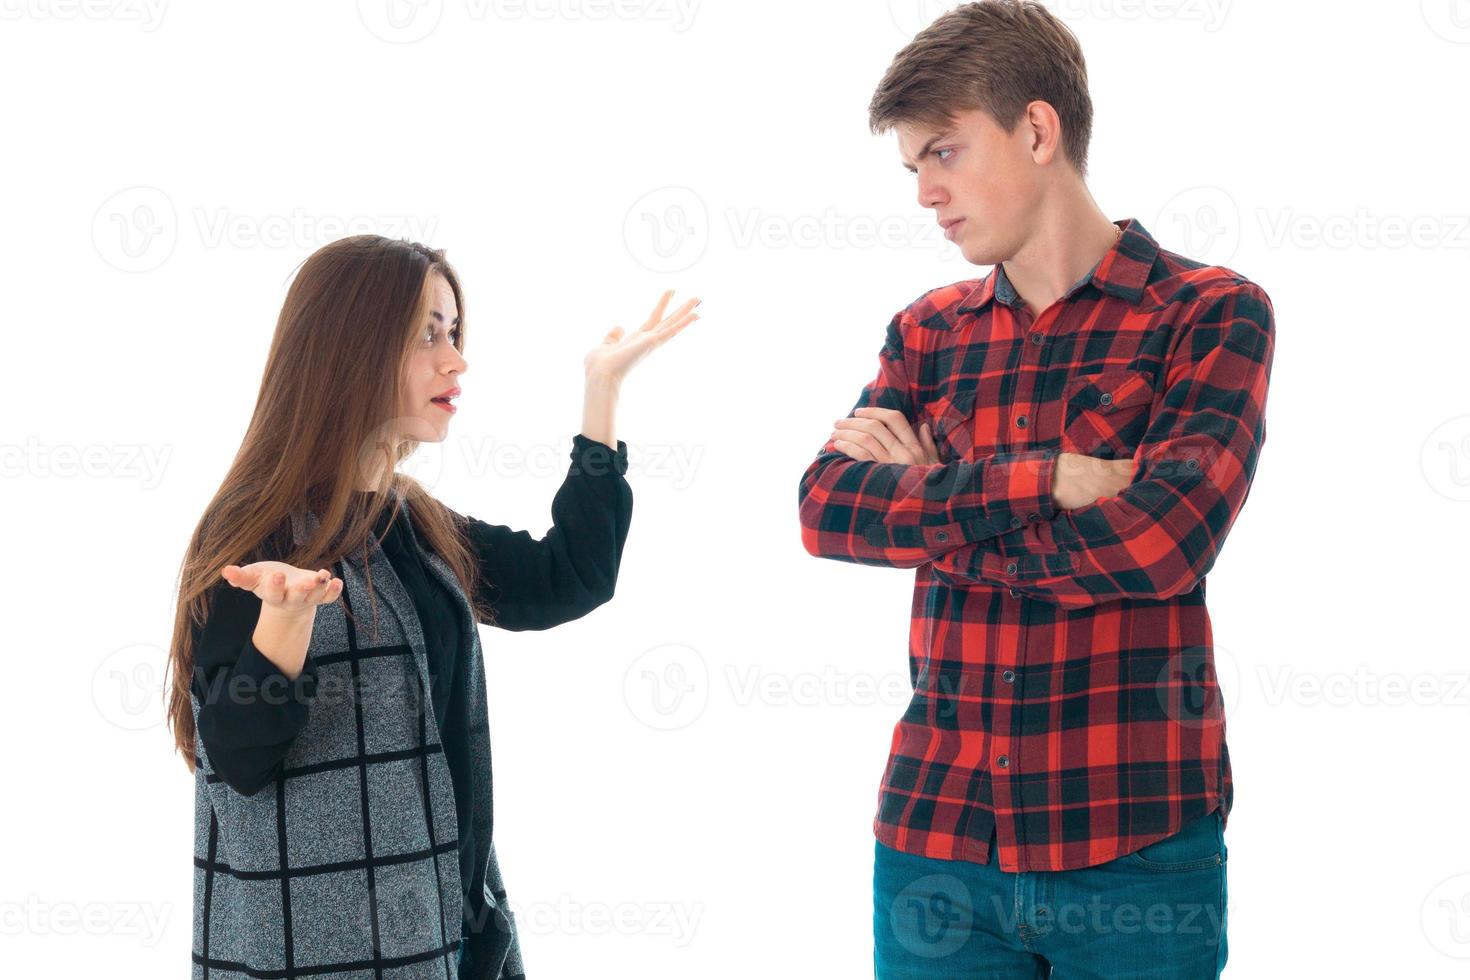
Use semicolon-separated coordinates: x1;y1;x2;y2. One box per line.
583;288;701;385
221;561;342;617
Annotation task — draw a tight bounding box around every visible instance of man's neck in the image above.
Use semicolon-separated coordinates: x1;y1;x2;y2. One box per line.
999;186;1120;317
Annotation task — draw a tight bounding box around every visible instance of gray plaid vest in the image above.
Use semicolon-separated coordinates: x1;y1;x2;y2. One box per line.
190;494;524;978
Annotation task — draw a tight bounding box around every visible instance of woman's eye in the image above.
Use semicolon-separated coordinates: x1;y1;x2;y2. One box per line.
424;326;461;346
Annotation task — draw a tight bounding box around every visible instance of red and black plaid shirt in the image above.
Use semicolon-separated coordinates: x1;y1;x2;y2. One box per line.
798;218;1274;872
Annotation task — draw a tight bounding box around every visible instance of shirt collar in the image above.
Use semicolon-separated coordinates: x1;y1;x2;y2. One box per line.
955;217;1160;318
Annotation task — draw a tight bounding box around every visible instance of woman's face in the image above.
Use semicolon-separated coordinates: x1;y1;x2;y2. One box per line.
402;272;466;443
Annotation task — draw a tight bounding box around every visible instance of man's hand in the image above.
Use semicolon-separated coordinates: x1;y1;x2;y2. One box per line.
1051;453;1137;509
830;408;1139;510
830;407;940;465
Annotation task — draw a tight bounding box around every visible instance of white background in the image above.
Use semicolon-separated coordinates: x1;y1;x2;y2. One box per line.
4;0;1469;976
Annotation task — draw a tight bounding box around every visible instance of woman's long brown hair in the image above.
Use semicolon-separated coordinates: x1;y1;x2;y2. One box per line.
166;235;496;771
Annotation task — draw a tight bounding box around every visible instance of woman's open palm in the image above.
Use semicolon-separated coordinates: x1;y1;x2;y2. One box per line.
221;561;342;615
584;288;701;384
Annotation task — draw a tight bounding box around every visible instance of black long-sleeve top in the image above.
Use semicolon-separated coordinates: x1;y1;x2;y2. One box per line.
190;434;631;963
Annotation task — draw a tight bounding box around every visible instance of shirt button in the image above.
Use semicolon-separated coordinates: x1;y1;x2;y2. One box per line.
1016;414;1028;428
1005;561;1018;575
1009;516;1022;528
997;755;1009;768
936;531;949;542
1185;458;1200;471
1030;332;1043;345
1002;669;1015;683
1099;392;1113;408
1026;512;1040;522
1008;588;1021;598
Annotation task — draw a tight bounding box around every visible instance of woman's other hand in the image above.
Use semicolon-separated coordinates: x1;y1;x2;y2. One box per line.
221;561;342;619
583;288;701;386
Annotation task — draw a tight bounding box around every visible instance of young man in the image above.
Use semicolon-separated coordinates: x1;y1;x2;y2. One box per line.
797;3;1273;977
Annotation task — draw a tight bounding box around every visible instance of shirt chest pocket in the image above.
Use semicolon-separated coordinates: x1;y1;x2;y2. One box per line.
923;386;994;463
1060;368;1156;459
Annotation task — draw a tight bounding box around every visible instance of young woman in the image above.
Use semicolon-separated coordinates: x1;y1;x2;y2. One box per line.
166;235;699;979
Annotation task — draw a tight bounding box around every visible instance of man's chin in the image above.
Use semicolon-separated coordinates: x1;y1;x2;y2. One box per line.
954;234;994;266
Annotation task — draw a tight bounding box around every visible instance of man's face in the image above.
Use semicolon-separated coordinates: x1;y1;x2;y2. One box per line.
897;107;1043;266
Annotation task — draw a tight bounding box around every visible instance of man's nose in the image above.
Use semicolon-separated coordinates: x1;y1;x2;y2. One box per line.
916;177;946;210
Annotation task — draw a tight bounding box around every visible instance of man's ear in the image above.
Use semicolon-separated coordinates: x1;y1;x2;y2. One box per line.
1024;100;1063;166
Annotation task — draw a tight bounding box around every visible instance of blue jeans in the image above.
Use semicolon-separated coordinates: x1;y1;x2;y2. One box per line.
874;809;1228;978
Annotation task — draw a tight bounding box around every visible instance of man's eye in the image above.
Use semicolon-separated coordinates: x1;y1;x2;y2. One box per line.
935;148;954;162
